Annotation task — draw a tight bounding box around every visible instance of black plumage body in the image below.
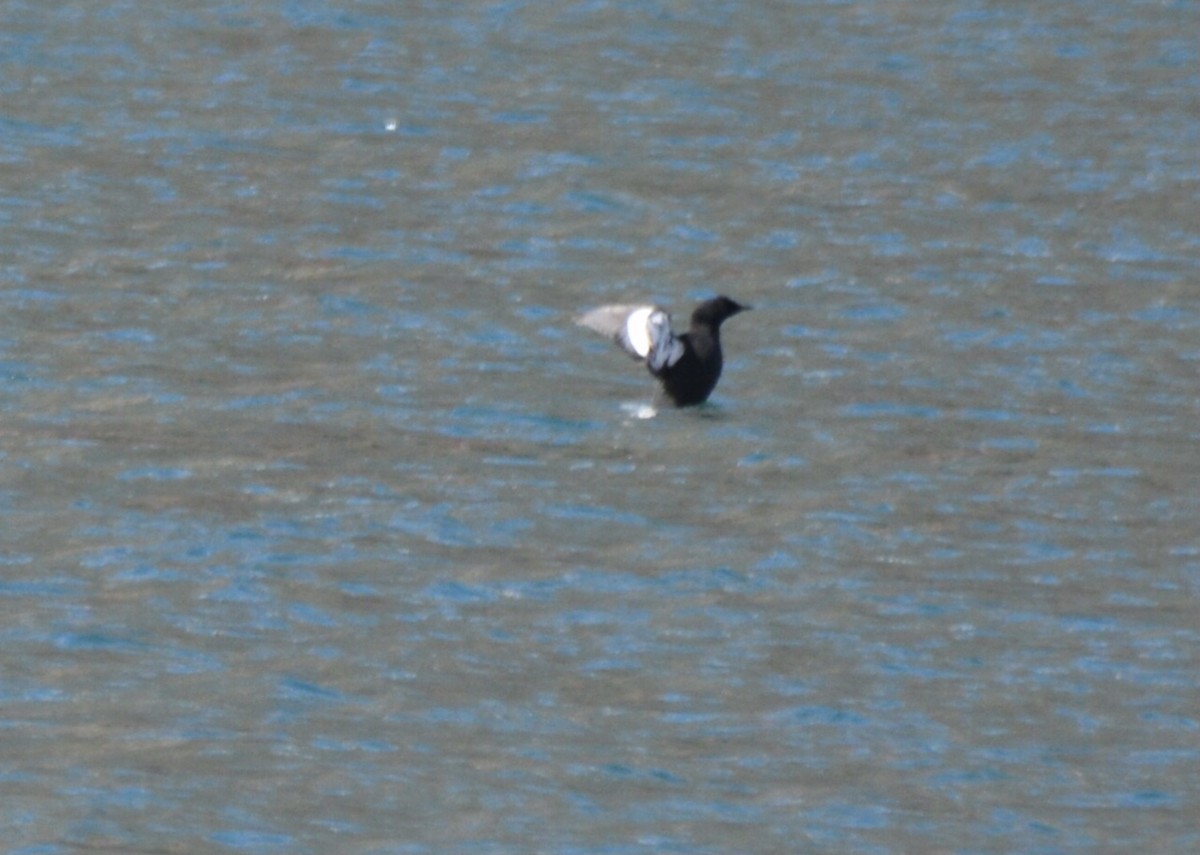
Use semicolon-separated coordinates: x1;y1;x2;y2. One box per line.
577;295;750;407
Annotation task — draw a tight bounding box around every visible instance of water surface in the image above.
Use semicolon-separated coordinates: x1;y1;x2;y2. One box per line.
3;1;1199;852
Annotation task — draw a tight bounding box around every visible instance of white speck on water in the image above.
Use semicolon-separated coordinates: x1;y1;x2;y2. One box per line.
620;402;657;420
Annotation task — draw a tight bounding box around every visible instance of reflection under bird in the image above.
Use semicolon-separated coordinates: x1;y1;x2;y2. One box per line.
576;295;751;407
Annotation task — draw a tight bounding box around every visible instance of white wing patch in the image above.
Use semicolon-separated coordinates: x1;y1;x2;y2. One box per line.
622;306;657;358
626;307;684;372
578;303;685;373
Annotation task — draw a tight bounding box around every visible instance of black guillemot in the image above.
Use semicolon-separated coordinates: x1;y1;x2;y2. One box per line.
576;295;751;407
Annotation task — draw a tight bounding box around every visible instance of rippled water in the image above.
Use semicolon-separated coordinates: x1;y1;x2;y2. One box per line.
3;1;1199;853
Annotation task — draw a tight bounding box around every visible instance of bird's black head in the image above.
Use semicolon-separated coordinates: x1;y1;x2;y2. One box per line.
691;295;751;328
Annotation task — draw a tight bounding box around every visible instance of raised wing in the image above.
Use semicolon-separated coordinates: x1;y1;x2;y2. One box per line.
577;304;685;372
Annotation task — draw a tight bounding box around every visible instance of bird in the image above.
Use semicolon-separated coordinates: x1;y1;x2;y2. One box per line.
576;295;751;406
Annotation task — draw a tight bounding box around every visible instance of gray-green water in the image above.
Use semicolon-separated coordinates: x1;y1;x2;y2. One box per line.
3;1;1198;852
